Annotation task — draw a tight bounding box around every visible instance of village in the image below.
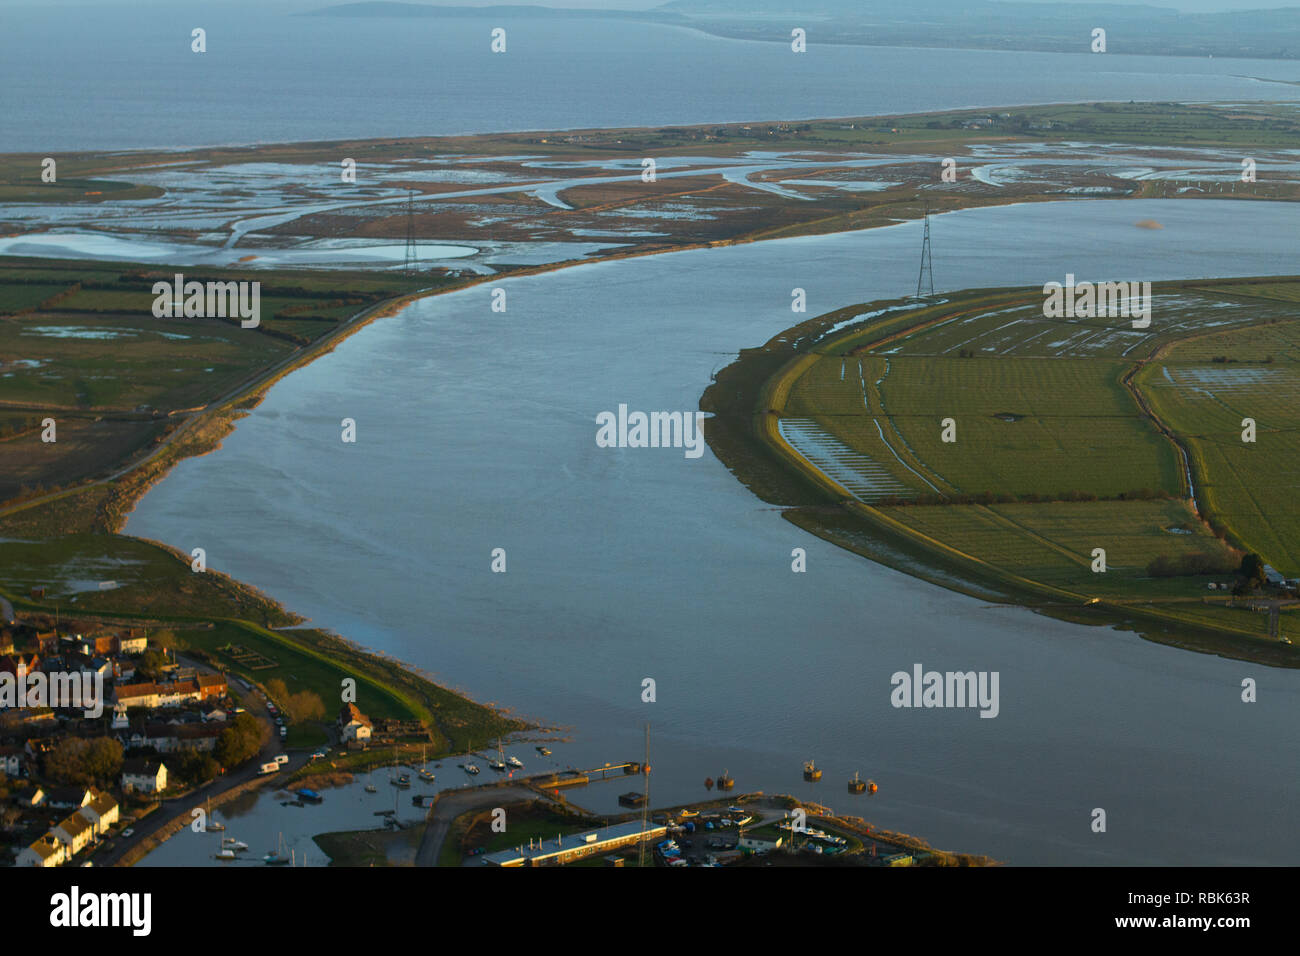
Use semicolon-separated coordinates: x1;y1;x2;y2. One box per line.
0;607;240;868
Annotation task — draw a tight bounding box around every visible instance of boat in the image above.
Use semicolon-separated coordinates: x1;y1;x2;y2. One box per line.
222;838;249;852
536;746;551;756
264;833;290;865
462;763;480;775
506;755;524;769
848;772;867;794
489;742;507;771
296;789;323;804
418;745;435;781
716;771;734;791
803;760;822;782
419;768;435;782
365;766;377;793
704;777;714;791
215;832;235;860
205;798;225;831
868;780;878;794
678;808;699;819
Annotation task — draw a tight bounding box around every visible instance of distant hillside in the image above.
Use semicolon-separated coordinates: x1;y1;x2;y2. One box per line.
660;0;1300;57
310;1;1300;58
309;2;681;20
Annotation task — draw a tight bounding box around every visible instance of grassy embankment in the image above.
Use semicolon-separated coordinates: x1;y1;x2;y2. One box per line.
0;260;525;750
703;276;1300;667
436;799;604;867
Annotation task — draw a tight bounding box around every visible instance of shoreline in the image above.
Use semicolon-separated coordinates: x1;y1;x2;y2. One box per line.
702;277;1300;669
5;114;1299;865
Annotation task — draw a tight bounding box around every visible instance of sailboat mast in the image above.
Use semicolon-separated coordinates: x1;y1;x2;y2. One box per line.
637;722;650;868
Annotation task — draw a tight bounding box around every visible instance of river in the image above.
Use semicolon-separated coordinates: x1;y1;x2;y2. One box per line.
126;198;1300;865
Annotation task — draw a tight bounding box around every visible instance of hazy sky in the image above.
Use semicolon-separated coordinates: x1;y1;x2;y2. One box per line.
3;0;1298;13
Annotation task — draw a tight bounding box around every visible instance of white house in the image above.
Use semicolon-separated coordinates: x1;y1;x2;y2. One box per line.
338;703;372;742
77;790;120;836
16;833;66;867
121;758;167;794
115;632;148;655
51;811;94;855
46;786;93;810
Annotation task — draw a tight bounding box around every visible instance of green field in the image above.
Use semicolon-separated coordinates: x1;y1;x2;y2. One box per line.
0;258;524;752
730;277;1300;658
0;258;445;504
0;530;523;752
1136;292;1300;575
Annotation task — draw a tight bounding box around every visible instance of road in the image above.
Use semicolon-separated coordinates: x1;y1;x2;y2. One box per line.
96;682;309;866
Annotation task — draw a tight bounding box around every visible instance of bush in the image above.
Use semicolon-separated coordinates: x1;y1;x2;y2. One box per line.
1147;551;1239;578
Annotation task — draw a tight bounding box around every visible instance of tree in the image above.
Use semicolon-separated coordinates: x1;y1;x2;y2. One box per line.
45;737;122;788
172;748;217;787
1239;553;1266;590
215;712;265;768
136;648;169;682
266;678;325;723
285;690;325;723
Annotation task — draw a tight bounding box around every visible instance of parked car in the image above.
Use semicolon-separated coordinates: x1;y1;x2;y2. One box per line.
121;828;135;838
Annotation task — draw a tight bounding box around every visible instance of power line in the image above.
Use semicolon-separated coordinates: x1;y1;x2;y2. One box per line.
403;189;418;275
916;206;934;299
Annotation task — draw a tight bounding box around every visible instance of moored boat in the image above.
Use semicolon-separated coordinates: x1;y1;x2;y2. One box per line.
264;833;290;865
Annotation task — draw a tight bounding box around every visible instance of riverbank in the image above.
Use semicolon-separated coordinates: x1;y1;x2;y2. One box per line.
703;275;1300;668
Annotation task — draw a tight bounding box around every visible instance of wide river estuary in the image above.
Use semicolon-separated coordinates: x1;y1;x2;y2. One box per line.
125;198;1300;865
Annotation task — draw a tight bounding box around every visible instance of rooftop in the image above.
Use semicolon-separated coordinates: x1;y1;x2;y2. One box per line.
481;820;667;866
